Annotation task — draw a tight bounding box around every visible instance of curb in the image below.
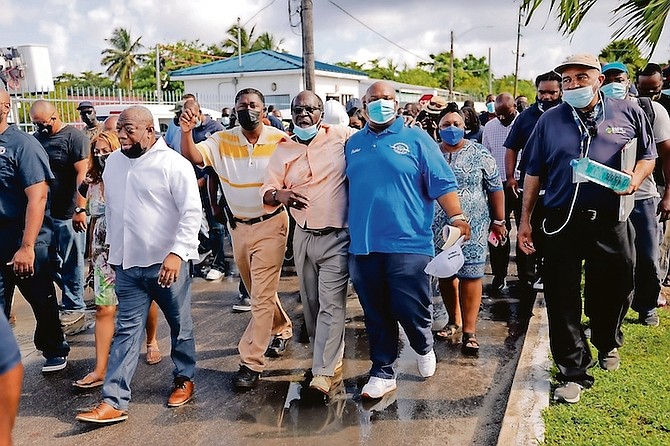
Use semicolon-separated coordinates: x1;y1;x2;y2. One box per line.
497;292;551;446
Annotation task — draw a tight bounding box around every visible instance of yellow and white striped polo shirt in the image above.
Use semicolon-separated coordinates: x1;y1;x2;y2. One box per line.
195;125;288;219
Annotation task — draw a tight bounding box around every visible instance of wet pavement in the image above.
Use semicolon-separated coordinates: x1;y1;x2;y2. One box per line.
11;267;537;446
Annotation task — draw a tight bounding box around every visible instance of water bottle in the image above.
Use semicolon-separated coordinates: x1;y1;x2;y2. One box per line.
570;157;631;193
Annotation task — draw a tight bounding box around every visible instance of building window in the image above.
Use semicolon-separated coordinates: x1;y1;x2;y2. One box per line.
265;94;290;111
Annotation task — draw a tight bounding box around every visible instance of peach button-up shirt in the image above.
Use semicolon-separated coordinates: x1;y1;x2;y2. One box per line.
261;124;356;230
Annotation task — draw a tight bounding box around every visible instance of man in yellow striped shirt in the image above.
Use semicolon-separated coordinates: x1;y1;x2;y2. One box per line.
180;89;293;390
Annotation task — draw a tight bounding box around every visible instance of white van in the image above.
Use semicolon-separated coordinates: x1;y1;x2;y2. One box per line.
95;104;222;136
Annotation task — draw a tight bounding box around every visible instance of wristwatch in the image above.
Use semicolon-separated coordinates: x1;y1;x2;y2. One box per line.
271;189;280;206
447;213;467;224
74;207;88;215
492;219;506;226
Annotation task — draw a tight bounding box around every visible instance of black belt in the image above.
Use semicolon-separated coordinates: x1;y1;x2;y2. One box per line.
300;226;343;236
233;207;285;225
547;207;618;222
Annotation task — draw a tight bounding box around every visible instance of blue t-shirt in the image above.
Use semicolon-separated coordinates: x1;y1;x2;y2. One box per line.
525;97;656;210
345;117;458;256
0;314;20;375
0;125;54;258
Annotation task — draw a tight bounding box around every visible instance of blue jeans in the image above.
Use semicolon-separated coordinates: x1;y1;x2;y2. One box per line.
52;218;86;311
630;197;662;314
102;262;196;410
349;252;433;379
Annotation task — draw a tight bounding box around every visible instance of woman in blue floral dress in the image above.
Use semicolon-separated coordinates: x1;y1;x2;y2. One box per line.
431;104;506;355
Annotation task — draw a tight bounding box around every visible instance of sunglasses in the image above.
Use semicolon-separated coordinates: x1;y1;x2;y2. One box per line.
292;106;321;114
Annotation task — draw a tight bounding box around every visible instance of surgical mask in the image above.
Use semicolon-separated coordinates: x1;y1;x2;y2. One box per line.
662;89;670;96
36;123;53;136
538;98;562;112
439;126;465;146
366;99;396;124
563;84;597;109
292;123;320;141
121;130;148;159
220;116;230;127
195;118;202;128
600;82;628;100
237;109;260;131
486;102;495;114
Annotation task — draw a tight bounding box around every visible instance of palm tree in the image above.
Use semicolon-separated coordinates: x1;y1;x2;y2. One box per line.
252;32;285;52
219;24;256;56
520;0;670;57
101;28;145;90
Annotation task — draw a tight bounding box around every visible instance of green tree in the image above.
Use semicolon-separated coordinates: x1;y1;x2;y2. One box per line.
101;27;145;90
54;71;116;90
251;32;285;52
520;0;670;57
599;39;647;73
217;24;256;56
493;76;536;101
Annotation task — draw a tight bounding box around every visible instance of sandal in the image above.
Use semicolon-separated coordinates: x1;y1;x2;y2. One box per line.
662;277;670;287
73;371;104;389
462;333;480;356
435;324;460;340
146;343;162;365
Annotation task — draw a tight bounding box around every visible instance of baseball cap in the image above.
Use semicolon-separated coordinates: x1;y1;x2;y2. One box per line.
554;54;601;74
170;100;186;112
424;236;465;278
601;61;628;75
426;96;447;114
76;101;94;110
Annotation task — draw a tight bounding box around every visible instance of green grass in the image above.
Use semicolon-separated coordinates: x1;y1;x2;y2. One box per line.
542;306;670;446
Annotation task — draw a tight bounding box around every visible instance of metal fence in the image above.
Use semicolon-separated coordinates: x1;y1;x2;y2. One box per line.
8;86;236;133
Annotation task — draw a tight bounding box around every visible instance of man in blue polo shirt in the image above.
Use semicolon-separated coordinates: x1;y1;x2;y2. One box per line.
0;90;70;373
345;80;471;399
518;54;656;404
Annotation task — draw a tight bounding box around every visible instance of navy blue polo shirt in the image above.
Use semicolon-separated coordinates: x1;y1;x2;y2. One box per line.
504;102;544;185
0;313;20;375
34;125;89;220
345;117;458;256
192;117;224;144
525;97;656;211
0;125;55;258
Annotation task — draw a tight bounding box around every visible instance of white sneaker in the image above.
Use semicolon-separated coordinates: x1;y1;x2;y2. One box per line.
205;268;224;280
532;277;544;291
361;376;396;399
417;349;436;378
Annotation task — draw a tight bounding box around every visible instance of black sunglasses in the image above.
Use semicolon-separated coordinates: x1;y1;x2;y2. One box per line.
292;106;321;114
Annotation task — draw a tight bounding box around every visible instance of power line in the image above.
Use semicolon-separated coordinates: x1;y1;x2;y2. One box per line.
326;0;430;63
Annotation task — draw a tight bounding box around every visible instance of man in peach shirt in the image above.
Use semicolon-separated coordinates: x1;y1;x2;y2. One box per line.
262;90;354;394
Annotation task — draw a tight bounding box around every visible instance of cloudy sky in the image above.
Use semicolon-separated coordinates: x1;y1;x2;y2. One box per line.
3;0;669;82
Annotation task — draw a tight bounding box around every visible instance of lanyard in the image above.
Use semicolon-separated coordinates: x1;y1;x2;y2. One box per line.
570;101;603;158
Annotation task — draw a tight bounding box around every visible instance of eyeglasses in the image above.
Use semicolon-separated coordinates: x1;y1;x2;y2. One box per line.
292;106;321;115
32;114;55;126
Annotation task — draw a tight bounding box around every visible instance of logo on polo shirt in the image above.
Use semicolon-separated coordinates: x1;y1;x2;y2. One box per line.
0;146;5;155
350;148;361;154
605;126;625;135
391;142;410;155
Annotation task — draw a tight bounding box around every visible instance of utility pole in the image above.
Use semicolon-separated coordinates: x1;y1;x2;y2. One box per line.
488;47;492;94
513;7;522;97
155;45;162;103
237;17;242;67
449;31;454;101
301;0;315;91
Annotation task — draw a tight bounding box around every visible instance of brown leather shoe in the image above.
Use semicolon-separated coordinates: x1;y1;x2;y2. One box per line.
75;402;128;424
167;377;194;407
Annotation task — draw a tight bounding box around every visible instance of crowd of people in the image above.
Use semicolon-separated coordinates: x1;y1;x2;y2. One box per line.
1;52;669;439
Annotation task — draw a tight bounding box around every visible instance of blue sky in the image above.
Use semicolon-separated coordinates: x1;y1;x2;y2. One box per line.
3;0;669;81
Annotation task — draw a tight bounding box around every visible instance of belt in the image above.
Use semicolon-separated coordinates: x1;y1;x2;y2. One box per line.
547;207;617;222
300;226;343;236
233;207;285;225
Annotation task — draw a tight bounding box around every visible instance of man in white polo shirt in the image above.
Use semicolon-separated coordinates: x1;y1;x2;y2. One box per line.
180;89;293;390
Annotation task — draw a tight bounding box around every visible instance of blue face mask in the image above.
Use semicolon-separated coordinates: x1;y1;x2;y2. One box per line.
366;98;396;124
600;82;628;100
563;84;597;109
439;126;465;146
292;122;319;141
486;102;495;114
662;89;670;96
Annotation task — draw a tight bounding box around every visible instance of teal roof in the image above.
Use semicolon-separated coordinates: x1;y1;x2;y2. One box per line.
170;50;367;77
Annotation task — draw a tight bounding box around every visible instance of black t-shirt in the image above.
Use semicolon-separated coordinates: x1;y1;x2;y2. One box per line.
34;125;89;219
0;125;55;257
504;103;544;185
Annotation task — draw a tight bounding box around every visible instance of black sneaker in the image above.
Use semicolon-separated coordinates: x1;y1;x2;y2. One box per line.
265;336;288;357
491;277;507;292
640;310;660;327
234;365;260;390
42;356;67;373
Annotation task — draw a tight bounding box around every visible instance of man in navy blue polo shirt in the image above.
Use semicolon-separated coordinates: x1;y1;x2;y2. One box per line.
0;90;70;373
345;80;471;399
518;54;656;404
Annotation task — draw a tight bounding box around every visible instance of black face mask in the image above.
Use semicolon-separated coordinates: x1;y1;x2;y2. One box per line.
37;123;53;136
96;154;109;170
237;109;261;131
121;142;147;159
538;98;562;112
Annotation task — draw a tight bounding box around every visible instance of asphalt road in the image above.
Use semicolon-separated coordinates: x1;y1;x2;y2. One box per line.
11;268;535;446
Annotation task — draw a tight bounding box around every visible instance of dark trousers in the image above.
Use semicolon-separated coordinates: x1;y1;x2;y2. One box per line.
630;197;661;315
489;186;536;283
349;253;432;379
543;209;634;387
0;245;69;359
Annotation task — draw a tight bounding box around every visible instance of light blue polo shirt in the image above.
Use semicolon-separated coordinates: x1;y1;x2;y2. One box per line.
345;117;458;256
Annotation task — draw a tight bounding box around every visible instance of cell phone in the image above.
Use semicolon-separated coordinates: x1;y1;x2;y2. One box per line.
488;231;500;247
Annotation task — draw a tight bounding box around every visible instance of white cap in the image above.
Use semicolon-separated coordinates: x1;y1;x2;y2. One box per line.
441;225;461;250
424;236;465;278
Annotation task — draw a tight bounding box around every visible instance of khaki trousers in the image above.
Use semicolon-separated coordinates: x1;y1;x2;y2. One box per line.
231;211;292;372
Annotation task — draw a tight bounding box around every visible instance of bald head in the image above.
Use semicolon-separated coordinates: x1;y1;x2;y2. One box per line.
119;105;154;128
103;115;119;133
0;89;9;104
494;92;516;125
30;100;57;120
366;81;396;102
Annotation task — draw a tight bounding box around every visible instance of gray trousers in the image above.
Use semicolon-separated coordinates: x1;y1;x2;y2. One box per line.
293;226;349;376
